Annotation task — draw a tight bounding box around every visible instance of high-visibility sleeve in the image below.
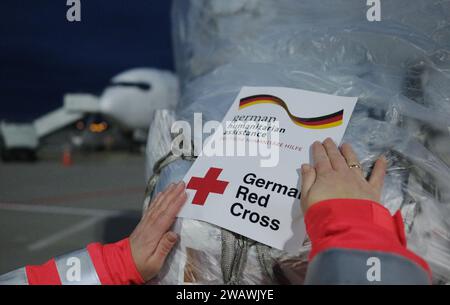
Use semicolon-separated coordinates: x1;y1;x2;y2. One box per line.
0;238;144;285
87;238;144;285
304;199;432;284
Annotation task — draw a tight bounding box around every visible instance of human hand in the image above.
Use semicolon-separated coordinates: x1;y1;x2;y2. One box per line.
129;181;187;282
300;138;387;214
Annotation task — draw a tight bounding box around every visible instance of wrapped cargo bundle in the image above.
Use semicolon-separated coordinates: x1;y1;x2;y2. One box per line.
145;0;450;284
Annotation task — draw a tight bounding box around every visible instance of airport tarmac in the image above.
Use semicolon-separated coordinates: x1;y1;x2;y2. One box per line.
0;152;146;274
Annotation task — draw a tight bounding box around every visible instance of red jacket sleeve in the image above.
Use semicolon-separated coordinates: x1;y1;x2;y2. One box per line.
25;238;144;285
25;259;62;285
304;199;431;278
87;238;144;285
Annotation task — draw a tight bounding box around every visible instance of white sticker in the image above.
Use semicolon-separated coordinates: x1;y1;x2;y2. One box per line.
178;86;358;253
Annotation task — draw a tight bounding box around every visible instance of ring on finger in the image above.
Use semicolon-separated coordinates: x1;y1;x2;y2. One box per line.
348;163;362;170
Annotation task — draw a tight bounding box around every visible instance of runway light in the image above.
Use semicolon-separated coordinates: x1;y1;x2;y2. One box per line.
89;122;108;133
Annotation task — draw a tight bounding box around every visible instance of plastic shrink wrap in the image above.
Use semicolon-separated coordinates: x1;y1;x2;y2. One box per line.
144;0;450;284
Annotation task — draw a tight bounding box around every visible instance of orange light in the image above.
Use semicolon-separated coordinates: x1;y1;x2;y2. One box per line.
89;122;108;133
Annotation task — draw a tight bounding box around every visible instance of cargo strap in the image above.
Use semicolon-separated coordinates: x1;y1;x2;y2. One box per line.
143;148;197;212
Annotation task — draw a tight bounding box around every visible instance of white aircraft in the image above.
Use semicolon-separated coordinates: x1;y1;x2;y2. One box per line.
99;68;179;131
0;68;179;161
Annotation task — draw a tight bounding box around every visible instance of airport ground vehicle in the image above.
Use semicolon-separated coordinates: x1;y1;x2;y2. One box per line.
0;122;38;162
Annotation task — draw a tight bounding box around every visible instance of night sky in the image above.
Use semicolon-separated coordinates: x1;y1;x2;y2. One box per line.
0;0;174;122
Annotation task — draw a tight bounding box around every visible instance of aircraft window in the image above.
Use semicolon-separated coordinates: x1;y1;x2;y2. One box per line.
109;81;151;91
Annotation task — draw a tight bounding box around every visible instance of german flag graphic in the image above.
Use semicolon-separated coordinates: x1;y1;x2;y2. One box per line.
239;95;344;129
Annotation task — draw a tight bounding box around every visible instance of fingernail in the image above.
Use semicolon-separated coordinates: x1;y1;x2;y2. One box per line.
176;181;185;189
301;164;310;173
167;232;178;242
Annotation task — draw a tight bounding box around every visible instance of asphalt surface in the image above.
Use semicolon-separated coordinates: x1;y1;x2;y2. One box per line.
0;153;146;274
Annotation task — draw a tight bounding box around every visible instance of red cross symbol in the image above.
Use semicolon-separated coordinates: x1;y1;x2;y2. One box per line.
186;167;229;206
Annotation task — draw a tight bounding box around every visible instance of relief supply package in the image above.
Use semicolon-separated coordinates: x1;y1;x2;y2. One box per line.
144;0;450;284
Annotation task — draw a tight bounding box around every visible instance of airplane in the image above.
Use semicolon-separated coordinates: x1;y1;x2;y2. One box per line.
0;68;179;161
